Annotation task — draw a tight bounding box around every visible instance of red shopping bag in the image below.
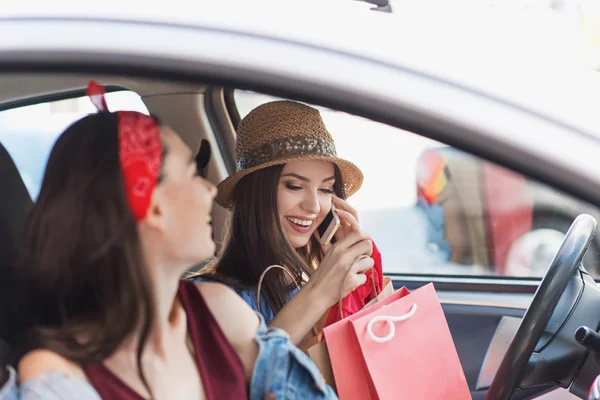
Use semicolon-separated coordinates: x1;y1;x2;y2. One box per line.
324;283;470;400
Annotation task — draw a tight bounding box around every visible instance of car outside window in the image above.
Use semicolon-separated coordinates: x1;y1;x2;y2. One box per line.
0;91;148;200
234;89;600;279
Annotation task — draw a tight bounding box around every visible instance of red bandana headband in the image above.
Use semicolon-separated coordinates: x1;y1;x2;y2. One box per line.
87;81;162;221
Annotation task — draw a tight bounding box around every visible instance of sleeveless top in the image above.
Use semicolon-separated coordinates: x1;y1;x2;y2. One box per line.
82;281;248;399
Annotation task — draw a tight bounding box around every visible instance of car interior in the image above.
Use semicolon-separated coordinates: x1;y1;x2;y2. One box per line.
1;73;600;399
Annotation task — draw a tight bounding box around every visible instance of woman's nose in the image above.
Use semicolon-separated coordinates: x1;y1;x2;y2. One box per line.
300;190;320;214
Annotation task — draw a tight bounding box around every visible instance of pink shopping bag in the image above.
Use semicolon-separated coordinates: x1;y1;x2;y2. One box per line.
324;283;470;400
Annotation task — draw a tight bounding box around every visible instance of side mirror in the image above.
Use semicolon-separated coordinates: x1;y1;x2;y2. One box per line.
357;0;392;13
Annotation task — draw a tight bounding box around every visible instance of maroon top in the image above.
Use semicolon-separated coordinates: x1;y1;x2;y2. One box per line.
82;280;248;399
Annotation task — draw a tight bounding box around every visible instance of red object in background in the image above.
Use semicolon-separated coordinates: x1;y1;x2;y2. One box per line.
324;242;384;327
481;162;533;275
416;148;448;205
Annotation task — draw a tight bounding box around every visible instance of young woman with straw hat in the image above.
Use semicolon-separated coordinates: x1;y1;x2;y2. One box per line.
192;100;383;348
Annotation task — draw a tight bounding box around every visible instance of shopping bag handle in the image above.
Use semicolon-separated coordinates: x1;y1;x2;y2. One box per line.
256;265;302;314
257;265;322;339
338;255;379;320
257;261;379;326
366;304;417;343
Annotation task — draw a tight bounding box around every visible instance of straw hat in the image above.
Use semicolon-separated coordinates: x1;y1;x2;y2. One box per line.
216;101;363;209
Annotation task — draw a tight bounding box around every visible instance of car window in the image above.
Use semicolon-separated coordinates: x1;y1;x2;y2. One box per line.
234;89;600;279
0;91;148;200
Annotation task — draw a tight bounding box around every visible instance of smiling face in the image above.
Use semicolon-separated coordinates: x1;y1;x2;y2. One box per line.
148;127;217;266
277;160;336;249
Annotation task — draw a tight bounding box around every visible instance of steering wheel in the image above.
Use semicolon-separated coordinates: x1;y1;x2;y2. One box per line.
486;214;598;400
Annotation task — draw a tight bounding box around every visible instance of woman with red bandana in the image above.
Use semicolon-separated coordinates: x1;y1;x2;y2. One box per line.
13;83;338;399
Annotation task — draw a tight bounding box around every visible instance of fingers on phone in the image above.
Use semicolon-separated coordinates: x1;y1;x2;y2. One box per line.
333;196;359;222
336;209;359;230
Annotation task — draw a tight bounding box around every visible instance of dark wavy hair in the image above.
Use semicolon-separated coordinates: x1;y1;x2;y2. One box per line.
14;112;163;393
194;163;345;314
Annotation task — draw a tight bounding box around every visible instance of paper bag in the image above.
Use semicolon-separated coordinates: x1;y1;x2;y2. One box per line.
307;340;337;392
324;286;410;399
324;284;470;400
362;277;394;309
307;277;395;391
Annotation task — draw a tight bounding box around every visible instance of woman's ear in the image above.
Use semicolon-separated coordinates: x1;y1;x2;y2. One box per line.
144;190;167;232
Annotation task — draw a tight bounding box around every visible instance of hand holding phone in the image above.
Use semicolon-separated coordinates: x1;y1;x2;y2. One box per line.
308;227;374;307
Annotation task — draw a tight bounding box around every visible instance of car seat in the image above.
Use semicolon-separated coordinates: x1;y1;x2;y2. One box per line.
0;142;33;362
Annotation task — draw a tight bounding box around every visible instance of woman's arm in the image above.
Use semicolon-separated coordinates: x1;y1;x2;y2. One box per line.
194;282;260;380
196;282;338;399
267;283;331;347
269;227;374;346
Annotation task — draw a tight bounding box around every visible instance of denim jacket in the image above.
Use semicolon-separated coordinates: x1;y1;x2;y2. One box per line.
16;316;336;399
250;315;337;399
20;371;101;400
0;367;19;400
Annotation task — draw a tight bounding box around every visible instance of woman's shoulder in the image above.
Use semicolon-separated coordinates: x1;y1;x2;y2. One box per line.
189;277;278;324
190;279;239;299
18;349;102;400
189;281;260;338
188;277;244;299
19;349;85;383
189;280;260;378
20;371;101;400
190;277;259;306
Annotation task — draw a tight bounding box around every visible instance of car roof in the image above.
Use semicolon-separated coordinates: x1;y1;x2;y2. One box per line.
2;0;600;136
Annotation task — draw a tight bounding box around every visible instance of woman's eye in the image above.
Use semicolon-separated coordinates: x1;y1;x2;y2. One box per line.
286;184;302;191
320;188;334;194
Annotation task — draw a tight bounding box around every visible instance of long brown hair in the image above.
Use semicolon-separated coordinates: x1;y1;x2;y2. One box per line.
194;163;345;314
14;112;161;393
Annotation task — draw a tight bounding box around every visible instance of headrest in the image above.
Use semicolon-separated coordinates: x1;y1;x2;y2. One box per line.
0;142;32;352
0;143;32;265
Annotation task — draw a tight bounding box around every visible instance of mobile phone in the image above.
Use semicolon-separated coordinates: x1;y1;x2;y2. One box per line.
317;205;341;246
